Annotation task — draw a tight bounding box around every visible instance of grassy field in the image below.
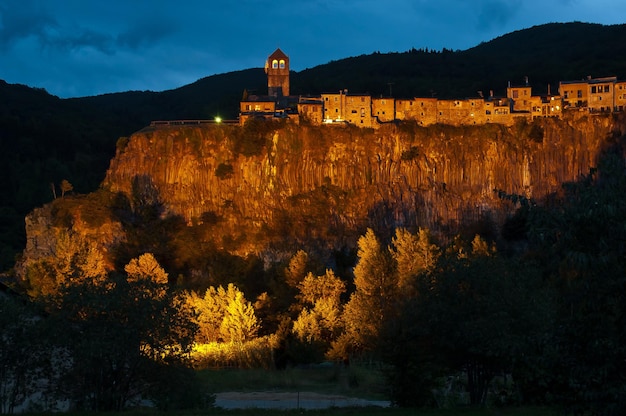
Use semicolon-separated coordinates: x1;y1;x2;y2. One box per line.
197;364;389;400
25;366;558;415
55;406;558;416
192;366;558;416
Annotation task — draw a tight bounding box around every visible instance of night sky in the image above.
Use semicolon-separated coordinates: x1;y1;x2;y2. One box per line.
1;0;625;98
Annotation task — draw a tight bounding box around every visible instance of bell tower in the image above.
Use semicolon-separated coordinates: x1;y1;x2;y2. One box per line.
265;48;290;97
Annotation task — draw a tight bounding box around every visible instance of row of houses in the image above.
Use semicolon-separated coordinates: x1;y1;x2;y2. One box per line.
239;49;626;127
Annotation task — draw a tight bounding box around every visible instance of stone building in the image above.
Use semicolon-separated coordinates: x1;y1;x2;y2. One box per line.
239;49;625;128
266;48;290;97
371;97;395;123
239;49;297;125
507;79;533;113
297;97;324;124
437;98;486;126
560;79;590;109
616;81;626;112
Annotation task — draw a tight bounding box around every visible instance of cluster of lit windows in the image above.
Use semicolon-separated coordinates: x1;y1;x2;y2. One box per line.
271;59;286;69
591;85;610;94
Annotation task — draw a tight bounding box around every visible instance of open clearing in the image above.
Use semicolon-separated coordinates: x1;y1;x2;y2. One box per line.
215;391;390;410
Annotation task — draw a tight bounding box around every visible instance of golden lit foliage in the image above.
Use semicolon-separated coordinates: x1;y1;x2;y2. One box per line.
339;229;398;355
297;270;345;306
352;228;397;299
470;234;496;257
390;227;440;291
293;270;346;344
285;249;309;288
220;291;259;343
192;335;276;369
25;230;108;298
185;283;259;344
124;253;169;299
124;252;169;284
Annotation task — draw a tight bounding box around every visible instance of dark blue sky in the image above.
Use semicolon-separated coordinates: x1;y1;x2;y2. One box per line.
1;0;625;98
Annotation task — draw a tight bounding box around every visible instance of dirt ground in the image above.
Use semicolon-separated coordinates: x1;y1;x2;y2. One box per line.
215;391;391;410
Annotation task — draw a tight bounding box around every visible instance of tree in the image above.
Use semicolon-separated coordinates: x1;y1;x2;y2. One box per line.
220;291;259;343
25;229;108;298
420;248;549;406
524;150;626;414
59;180;73;198
285;250;309;288
293;270;346;346
339;229;397;355
186;283;258;344
46;255;198;411
390;227;440;292
0;296;47;414
124;252;168;284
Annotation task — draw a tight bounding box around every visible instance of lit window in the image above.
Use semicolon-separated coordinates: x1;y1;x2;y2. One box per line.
272;59;278;69
279;60;285;69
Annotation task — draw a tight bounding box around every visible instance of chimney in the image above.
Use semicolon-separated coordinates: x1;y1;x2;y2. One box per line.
524;76;529;86
490;90;494;98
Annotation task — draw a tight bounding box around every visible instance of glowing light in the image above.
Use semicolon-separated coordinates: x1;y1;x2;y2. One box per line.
215;116;222;123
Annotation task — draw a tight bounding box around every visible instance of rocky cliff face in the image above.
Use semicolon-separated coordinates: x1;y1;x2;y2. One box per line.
19;113;626;275
107;114;623;241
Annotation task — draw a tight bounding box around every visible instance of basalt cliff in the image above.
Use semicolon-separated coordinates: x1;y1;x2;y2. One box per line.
18;113;626;279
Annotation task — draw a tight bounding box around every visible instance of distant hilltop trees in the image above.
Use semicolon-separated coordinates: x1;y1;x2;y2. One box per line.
239;50;626;128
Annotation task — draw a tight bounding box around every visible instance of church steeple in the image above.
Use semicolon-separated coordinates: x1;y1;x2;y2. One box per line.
265;48;290;97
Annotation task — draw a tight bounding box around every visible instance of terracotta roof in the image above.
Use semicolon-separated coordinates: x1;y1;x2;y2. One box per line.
268;48;288;60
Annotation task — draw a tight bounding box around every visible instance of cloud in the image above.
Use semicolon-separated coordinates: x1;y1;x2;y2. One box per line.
44;27;115;55
0;1;116;55
476;0;520;30
116;20;179;50
0;2;57;50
